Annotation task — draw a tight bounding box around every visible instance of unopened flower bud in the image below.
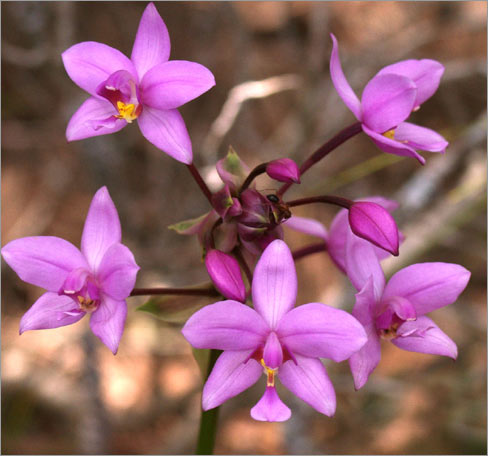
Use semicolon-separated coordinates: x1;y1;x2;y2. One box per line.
205;250;246;302
348;201;399;256
266;159;300;184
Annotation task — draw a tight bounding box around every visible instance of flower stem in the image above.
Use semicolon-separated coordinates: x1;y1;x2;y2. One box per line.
292;242;327;261
286;195;353;209
196;349;221;455
277;121;362;197
129;287;220;297
238;162;269;195
187;163;214;205
233;247;253;285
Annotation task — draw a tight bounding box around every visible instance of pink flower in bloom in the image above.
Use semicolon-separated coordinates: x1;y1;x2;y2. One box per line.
182;240;367;421
1;187;139;354
330;34;448;164
345;233;470;389
62;2;215;164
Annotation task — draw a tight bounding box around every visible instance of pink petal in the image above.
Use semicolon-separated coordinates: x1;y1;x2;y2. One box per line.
131;2;171;79
137;107;192;164
348;322;381;390
392;316;457;359
345;229;385;300
140;60;215;110
284;216;328;241
19;292;85;334
96;69;136;106
383;262;470;316
348;201;399;256
329;34;361;120
277;303;367;362
377;59;444;107
98;243;140;300
2;236;88;292
66;97;126;142
376;296;416;330
250;386;291;422
60;267;90;294
263;332;283;368
205;250;246;302
62;41;137;96
252;239;297;329
181;301;268;350
394;122;448;153
279;355;336;417
202;350;262;410
327;209;349;272
89;295;127;354
352;276;378;325
361;73;416;133
81;186;122;272
362;124;426;164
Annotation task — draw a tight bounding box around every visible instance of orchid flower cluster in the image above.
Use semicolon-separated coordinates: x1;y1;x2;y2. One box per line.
2;2;470;438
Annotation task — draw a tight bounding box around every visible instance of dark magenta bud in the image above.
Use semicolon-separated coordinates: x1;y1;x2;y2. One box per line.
205;250;246;302
266;158;300;184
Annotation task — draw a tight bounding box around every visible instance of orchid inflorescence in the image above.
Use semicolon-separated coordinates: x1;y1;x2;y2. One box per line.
2;1;470;443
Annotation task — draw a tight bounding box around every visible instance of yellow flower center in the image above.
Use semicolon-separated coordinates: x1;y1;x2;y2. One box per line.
77;295;98;313
379;322;400;341
383;129;396;140
116;101;139;123
260;359;277;387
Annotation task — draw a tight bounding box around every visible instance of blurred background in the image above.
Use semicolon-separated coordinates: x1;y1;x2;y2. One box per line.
2;1;486;454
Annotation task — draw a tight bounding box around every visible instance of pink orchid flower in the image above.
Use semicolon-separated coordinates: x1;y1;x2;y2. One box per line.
330;34;448;164
182;239;367;421
344;232;470;390
62;2;215;164
1;187;140;354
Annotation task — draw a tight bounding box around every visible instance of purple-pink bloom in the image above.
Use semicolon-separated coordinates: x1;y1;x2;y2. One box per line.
330;34;448;164
344;233;470;389
182;239;367;421
1;187;139;354
62;2;215;164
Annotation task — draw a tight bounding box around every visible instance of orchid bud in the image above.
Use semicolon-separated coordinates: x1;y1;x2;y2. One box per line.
348;201;399;256
205;250;246;302
211;185;242;221
266;158;300;184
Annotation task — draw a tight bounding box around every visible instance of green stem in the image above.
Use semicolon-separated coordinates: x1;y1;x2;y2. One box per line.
187;163;214;205
129;287;219;297
286;195;353;209
196;349;221;455
238;162;269;195
277;121;362;197
292;242;327;261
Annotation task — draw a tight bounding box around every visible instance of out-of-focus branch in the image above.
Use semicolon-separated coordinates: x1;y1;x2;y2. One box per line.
202;74;302;161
